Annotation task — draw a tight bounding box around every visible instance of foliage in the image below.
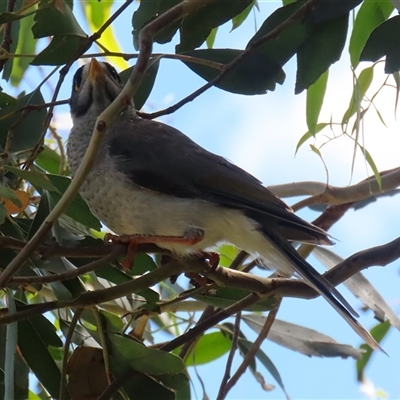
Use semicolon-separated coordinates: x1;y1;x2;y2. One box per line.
0;0;399;399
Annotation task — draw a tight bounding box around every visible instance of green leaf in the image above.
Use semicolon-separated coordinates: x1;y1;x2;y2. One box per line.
119;58;160;110
25;314;63;348
91;330;185;375
0;182;21;205
184;332;231;366
296;15;347;93
119;372;175;400
132;0;181;49
206;27;218;49
304;0;362;24
360;15;400;73
31;35;91;66
248;2;314;66
342;67;374;125
177;0;253;53
0;10;35;24
1;0;22;82
18;319;65;399
46;174;101;230
10;12;36;86
35;146;62;174
349;0;394;67
156;372;189;391
356;321;391;381
0;203;6;224
357;144;382;189
32;0;86;38
129;253;158;275
393;71;400;112
113;334;184;375
5;166;59;192
306;71;329;134
0;89;46;153
217;243;240;267
240;338;289;399
295;122;329;154
193;287;276;311
28;192;50;240
182;48;285;94
80;309;124;333
231;0;255;31
6;167;101;230
0;92;17;108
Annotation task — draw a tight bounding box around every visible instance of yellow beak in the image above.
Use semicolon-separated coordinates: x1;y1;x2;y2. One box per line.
88;58;105;82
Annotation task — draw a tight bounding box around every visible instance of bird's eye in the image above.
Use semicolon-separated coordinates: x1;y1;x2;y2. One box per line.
73;67;83;92
105;63;121;83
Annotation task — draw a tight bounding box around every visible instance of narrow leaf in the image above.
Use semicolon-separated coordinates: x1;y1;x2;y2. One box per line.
313;247;400;330
296;15;347;93
295;122;329;154
356;321;391;381
239;338;289;399
184;332;231;366
342;67;374;125
358;144;382;189
306;70;329;134
243;316;364;359
349;0;394;67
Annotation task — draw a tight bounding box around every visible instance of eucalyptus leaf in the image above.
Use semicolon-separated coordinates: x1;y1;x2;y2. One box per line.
313;247;400;330
183;48;285;94
31;35;91;66
360;15;400;73
32;1;86;38
0;90;46;153
349;0;394;67
306;71;329;134
177;0;253;53
18;319;66;399
184;331;231;366
243;316;364;359
296;15;347;93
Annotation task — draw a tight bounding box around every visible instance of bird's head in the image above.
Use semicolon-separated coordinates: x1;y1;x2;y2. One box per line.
69;58;124;121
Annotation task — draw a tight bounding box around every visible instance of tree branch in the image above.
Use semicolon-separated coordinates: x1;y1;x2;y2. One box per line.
266;166;400;211
0;0;135;288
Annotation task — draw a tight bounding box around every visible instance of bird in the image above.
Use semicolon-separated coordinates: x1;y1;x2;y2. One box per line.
67;58;379;350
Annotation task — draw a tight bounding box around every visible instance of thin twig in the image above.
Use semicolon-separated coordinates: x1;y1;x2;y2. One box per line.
0;0;17;72
9;246;126;284
2;234;400;326
160;294;260;352
59;308;83;400
222;299;281;398
289;166;400;212
217;312;242;400
0;0;209;289
142;0;318;120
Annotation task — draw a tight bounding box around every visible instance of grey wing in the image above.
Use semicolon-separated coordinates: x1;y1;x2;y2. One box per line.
107;117;330;244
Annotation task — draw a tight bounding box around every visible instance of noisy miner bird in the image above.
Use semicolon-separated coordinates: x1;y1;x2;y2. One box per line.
67;58;379;350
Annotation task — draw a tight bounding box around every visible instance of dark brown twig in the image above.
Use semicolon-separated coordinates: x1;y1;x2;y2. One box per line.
221;300;281;399
0;0;17;72
141;0;318;120
217;312;242;400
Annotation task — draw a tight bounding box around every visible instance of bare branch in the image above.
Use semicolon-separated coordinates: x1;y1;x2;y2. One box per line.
267;166;400;212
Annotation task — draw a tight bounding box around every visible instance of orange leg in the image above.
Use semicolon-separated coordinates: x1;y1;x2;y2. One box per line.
105;229;205;270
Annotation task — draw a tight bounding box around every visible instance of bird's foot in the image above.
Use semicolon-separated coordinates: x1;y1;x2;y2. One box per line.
104;229;205;270
200;251;220;270
184;251;220;287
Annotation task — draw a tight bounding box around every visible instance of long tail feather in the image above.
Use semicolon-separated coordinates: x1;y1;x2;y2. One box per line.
264;230;382;351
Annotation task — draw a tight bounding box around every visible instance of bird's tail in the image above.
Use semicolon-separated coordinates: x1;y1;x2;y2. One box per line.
262;229;382;352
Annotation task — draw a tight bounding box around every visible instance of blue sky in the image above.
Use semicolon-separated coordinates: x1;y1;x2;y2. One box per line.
4;1;400;399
